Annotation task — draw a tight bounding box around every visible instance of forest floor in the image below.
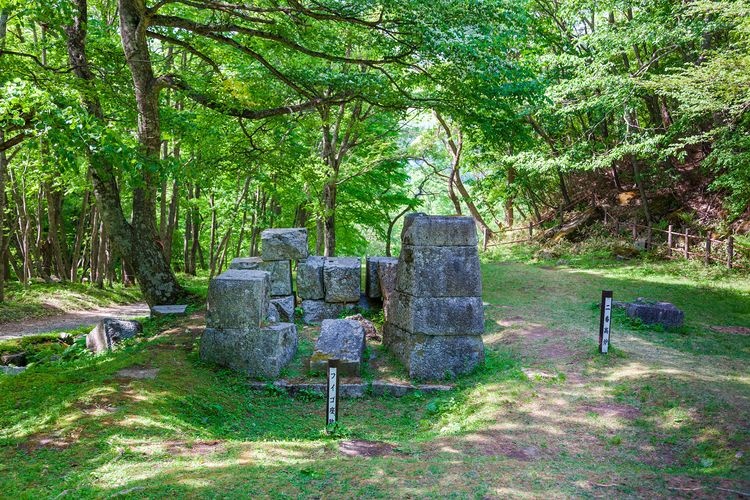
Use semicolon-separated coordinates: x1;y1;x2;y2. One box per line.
0;248;748;497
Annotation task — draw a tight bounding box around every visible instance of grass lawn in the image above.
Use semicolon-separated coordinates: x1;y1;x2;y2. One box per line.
0;248;748;497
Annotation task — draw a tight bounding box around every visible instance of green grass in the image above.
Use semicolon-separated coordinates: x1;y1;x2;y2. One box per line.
0;281;142;324
0;247;749;497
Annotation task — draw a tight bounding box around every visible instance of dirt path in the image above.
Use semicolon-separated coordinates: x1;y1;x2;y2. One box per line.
0;302;150;340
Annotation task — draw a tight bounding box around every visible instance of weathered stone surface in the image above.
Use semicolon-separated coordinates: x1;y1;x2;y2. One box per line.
1;352;27;366
86;318;143;354
229;257;263;270
401;213;477;247
270;295;296;322
378;259;398;321
345;313;380;341
0;365;26;376
366;257;398;298
310;319;366;375
261;260;293;296
323;257;361;303
249;380;453;398
151;304;188;317
396;245;481;297
267;303;280;323
200;323;298;378
301;300;355;324
626;298;685;328
297;256;325;300
388;292;484;335
206;269;270;330
261;228;309;261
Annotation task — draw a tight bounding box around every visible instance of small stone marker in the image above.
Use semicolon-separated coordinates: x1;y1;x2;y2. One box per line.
599;290;613;354
326;359;339;426
150;304;188;317
87;318;143;354
625;298;684;328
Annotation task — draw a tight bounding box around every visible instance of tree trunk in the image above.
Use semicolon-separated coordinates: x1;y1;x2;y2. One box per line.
0;132;6;301
322;182;336;256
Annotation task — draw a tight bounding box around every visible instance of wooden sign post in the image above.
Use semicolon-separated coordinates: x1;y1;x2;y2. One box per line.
599;290;613;354
326;359;339;427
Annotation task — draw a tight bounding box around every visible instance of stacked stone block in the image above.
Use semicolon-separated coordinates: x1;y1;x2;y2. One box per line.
298;256;361;324
200;269;298;378
383;213;485;379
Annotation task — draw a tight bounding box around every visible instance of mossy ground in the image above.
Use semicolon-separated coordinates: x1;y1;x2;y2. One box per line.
0;251;748;497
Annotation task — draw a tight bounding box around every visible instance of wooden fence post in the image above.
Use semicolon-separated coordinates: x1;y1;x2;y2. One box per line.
667;225;673;256
727;235;734;269
528;224;533;241
705;234;711;265
684;228;690;259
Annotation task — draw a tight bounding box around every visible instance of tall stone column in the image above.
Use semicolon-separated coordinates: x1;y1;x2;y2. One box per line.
383;213;485;379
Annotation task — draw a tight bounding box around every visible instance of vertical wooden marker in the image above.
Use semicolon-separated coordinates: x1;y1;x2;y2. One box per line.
599;290;613;354
326;359;340;426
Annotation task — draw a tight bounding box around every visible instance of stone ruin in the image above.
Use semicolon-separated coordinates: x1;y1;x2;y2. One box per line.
383;213;485;379
201;215;485;380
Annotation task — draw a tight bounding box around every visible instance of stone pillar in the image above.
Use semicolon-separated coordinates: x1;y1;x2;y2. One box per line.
200;269;298;378
383;213;485;379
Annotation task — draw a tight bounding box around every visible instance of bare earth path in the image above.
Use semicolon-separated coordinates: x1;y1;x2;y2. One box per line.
0;302;150;340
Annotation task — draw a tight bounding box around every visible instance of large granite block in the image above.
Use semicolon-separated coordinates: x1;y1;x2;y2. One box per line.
261;260;293;296
310;319;366;375
396;245;481;297
401;213;477;247
301;300;355;324
206;269;270;330
626;299;684;328
229;257;263;270
200;323;298;378
261;228;309;261
388;292;484;335
407;333;484;380
366;257;398;299
297;256;325;300
86;319;143;354
323;257;361;303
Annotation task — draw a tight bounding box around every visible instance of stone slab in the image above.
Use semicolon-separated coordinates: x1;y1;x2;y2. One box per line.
150;304;188;317
365;257;398;299
86;319;143;354
248;380;453;398
261;260;293;296
228;257;263;270
200;323;298;378
323;257;361;303
396;245;482;297
0;366;26;376
626;299;684;328
401;213;477;247
310;319;366;375
270;295;295;322
206;269;270;330
301;300;356;325
297;256;325;300
388;292;485;335
378;259;398;321
261;228;309;261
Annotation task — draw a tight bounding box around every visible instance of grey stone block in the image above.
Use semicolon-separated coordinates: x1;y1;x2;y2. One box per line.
200;323;298;378
206;269;270;330
0;366;26;376
301;300;355;325
310;319;366;375
229;257;263;270
150;304;188;317
378;259;398;321
270;295;296;322
267;304;280;323
323;257;361;303
401;213;477;247
388;292;485;335
1;352;26;366
260;260;293;296
626;299;684;328
406;333;484;380
396;245;482;297
86;319;143;354
261;228;309;261
297;256;325;300
365;257;398;298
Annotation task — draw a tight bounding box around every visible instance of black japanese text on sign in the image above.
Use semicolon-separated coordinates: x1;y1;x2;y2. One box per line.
326;360;339;426
599;290;613;354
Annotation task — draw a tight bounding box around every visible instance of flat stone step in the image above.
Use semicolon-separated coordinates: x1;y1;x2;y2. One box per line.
248;379;453;398
151;304;188;317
